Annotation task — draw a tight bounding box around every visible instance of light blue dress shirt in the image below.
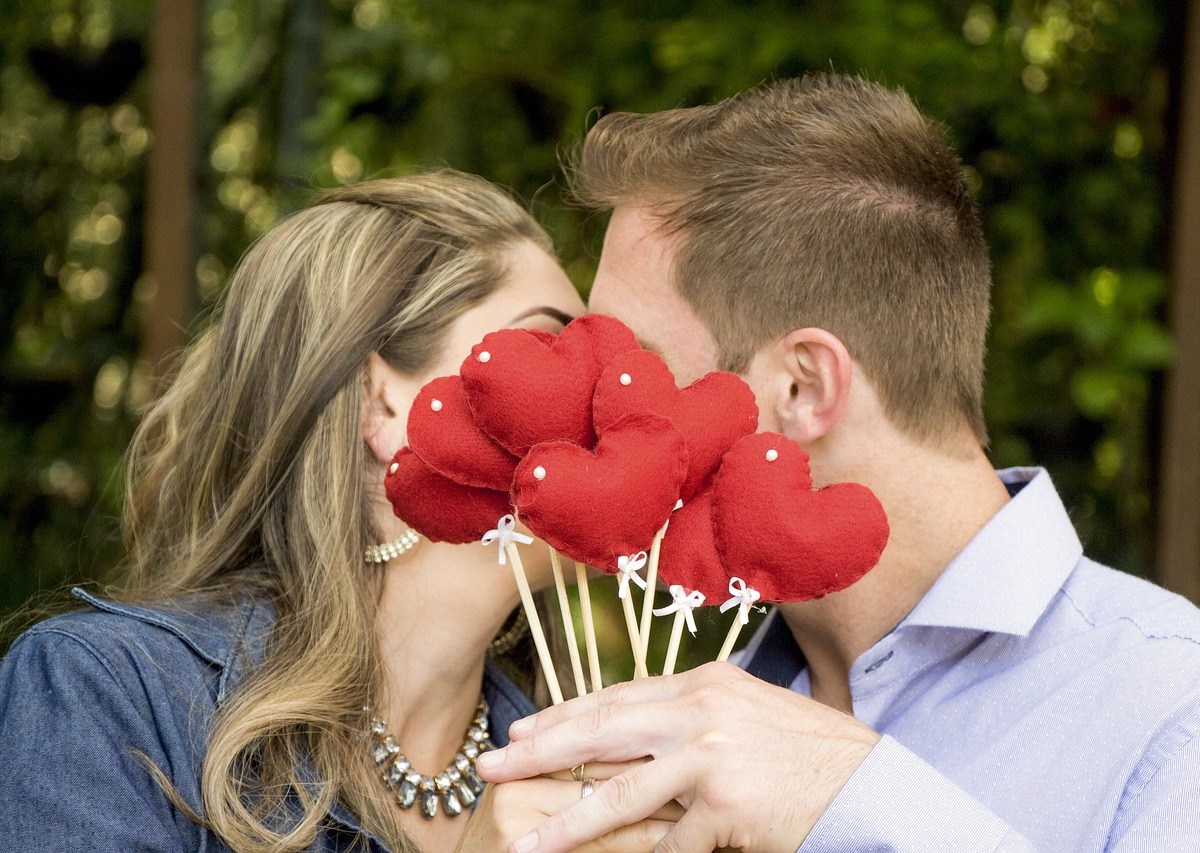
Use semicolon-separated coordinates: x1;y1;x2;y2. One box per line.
740;467;1200;852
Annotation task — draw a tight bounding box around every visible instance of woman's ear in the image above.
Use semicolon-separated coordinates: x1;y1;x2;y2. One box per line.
362;352;409;465
774;328;854;445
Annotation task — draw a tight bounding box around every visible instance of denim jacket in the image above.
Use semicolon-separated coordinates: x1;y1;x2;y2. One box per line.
0;587;536;852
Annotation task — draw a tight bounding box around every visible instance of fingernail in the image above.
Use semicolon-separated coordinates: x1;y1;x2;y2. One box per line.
475;749;502;775
512;832;538;853
509;716;533;738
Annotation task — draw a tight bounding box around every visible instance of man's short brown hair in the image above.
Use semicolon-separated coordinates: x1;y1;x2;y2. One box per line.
573;74;992;444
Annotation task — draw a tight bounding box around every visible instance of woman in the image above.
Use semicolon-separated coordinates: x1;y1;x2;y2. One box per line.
0;171;669;852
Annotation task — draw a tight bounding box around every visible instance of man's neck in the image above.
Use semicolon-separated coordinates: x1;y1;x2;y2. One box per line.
776;435;1010;713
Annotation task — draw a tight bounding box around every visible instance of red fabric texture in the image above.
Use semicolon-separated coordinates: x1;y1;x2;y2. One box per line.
658;491;730;602
386;313;887;604
460;315;638;455
513;412;688;570
406;375;519;491
711;433;890;603
592;349;759;501
385;447;513;544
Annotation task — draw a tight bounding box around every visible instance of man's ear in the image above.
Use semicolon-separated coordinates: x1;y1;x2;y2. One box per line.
362;352;407;464
774;328;854;445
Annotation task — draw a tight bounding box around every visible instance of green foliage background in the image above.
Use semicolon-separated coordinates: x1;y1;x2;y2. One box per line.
0;0;1176;664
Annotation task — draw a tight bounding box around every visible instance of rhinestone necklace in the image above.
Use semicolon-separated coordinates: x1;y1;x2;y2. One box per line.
369;699;493;819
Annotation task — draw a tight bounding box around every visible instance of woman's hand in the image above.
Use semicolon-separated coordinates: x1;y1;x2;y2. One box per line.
456;761;681;853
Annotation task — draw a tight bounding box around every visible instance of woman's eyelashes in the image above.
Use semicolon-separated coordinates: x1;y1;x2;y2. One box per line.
509;306;576;328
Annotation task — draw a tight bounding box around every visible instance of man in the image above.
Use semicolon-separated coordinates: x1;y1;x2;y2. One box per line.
476;74;1200;851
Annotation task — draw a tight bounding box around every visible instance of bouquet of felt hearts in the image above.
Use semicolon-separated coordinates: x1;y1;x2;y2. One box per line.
385;315;890;703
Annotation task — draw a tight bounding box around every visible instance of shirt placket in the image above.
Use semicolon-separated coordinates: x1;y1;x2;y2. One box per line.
848;627;986;729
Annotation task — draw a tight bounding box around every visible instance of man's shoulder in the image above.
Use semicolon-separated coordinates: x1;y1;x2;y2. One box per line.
1027;557;1200;716
1057;558;1200;649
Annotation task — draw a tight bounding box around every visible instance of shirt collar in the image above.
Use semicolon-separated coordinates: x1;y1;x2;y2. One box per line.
743;467;1084;682
72;585;272;703
901;467;1082;636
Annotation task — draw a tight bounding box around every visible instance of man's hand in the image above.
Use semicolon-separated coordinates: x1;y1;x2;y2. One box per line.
475;662;880;853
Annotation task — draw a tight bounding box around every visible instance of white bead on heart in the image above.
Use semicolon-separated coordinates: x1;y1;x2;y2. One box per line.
430;399;443;412
765;448;779;462
619;373;632;386
477;351;491;363
388;461;399;474
533;466;547;480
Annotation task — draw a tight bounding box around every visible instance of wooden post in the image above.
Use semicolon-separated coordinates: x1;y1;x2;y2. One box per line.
276;0;324;207
1158;0;1200;604
142;0;201;381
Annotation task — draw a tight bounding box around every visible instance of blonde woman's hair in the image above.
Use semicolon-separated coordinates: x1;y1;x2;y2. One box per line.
120;170;551;852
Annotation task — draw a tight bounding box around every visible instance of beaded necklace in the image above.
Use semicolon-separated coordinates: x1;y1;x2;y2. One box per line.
368;700;492;819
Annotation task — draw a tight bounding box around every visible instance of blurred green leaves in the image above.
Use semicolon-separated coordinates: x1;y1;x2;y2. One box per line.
0;0;1175;625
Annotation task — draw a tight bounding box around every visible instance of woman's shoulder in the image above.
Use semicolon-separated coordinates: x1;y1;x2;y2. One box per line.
4;585;277;710
0;588;275;850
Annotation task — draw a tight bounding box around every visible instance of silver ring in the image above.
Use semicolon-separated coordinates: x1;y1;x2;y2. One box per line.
580;778;597;799
571;763;585;782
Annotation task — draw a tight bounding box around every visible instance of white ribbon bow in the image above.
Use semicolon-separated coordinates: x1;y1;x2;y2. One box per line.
719;577;764;625
480;514;534;565
653;584;706;635
616;552;648;599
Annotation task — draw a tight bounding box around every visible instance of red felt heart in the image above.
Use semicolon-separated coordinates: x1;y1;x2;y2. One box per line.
512;412;688;570
658;491;730;602
593;349;759;501
407;375;519;491
460;314;639;455
711;433;889;602
385;447;513;545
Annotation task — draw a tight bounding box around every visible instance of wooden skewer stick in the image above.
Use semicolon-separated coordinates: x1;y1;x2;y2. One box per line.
506;543;565;704
716;579;762;663
654;585;704;676
716;617;745;663
638;527;665;672
576;561;604;692
550;548;587;698
661;610;688;676
620;591;649;679
616;554;651;679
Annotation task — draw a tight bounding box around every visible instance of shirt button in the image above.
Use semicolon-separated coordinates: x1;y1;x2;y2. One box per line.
864;649;895;674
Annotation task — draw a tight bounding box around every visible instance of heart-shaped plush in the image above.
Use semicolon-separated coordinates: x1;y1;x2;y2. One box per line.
593;349;758;501
711;433;889;602
407;375;519;491
460;314;639;455
658;491;730;602
525;329;559;345
512;411;687;570
385;447;513;544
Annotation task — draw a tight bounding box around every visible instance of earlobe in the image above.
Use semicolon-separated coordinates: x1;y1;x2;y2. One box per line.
776;328;853;445
362;352;407;465
363;411;394;465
